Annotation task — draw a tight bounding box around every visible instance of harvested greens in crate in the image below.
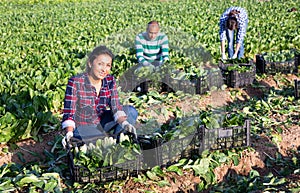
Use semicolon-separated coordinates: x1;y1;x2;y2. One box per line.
68;134;142;183
219;59;256;88
118;62;223;94
256;50;298;74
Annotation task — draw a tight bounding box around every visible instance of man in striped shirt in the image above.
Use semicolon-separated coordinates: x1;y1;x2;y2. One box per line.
219;7;248;60
135;21;169;66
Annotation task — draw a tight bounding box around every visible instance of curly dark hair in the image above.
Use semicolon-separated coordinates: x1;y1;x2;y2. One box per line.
227;16;238;30
226;10;240;30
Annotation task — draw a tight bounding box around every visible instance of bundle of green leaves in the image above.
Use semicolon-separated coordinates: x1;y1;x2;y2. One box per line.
73;134;141;171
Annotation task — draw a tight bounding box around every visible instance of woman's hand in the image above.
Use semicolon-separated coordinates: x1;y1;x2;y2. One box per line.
222;52;227;60
121;121;137;140
231;53;238;59
117;116;127;124
62;131;73;149
121;121;136;133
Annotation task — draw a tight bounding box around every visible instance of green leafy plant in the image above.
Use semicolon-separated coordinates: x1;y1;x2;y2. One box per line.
73;134;141;169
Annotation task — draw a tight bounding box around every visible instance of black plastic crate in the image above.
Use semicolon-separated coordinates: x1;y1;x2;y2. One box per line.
219;61;256;88
295;79;300;99
119;66;223;95
67;140;142;183
195;69;224;94
166;68;223;95
118;66;153;93
256;54;298;74
197;120;250;153
67;119;251;183
138;134;199;168
71;156;142;183
156;134;199;167
138;120;250;167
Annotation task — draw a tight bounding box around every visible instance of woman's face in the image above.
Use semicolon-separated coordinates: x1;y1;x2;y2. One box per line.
89;54;112;80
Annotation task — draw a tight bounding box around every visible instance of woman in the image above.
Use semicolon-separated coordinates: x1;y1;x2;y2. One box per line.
61;45;138;147
219;7;248;60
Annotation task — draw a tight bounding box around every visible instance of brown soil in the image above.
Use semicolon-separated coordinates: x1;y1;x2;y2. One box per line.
122;170;201;193
0;73;299;192
0;130;64;166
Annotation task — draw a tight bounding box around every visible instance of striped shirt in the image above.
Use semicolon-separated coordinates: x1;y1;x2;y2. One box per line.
135;32;169;66
62;73;125;129
219;7;248;44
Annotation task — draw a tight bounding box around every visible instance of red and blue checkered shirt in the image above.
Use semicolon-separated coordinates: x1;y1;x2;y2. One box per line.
62;73;124;129
219;7;248;44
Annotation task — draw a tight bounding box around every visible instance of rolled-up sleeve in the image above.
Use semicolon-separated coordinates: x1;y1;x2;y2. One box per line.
135;34;150;66
161;34;169;61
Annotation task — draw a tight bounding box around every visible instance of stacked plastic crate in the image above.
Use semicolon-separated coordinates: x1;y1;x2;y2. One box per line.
219;60;256;88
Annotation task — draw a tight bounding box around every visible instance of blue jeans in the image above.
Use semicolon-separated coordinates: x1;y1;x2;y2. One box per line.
100;105;138;135
73;105;138;140
226;21;248;59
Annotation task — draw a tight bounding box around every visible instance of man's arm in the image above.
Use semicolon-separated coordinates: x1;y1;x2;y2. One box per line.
161;34;169;63
135;34;151;66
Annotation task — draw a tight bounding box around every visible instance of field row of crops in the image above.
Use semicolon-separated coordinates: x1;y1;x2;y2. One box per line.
0;0;299;143
1;77;299;192
0;0;299;192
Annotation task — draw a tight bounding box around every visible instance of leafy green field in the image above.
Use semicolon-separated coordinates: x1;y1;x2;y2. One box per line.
0;0;299;143
0;0;299;192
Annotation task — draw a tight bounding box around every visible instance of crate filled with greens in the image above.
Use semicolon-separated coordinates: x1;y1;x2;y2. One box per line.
197;119;250;153
137;116;201;167
139;132;200;168
118;63;223;95
156;133;200;166
67;134;142;183
219;59;256;88
197;68;224;94
295;79;300;99
118;65;152;93
162;68;223;95
255;50;298;74
193;111;250;153
137;113;250;168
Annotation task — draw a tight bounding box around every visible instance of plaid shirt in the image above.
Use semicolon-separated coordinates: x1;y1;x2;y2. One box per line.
62;73;124;129
219;7;248;44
